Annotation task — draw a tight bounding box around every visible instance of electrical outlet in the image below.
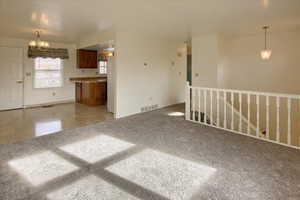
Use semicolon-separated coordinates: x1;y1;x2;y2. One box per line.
141;104;159;113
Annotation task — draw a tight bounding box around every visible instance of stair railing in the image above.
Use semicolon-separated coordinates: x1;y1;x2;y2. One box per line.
186;82;300;149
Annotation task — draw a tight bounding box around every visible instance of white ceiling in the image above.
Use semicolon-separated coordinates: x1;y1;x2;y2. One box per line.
0;0;300;43
83;41;114;51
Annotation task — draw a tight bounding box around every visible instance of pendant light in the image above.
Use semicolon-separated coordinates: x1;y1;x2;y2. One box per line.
260;26;272;60
29;31;50;48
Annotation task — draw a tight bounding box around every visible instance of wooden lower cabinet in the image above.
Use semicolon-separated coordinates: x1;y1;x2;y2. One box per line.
75;83;83;103
75;82;107;106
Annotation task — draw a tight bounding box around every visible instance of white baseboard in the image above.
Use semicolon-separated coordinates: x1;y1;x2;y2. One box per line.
24;99;75;109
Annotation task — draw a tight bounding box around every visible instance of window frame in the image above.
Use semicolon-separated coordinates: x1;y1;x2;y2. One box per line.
98;60;107;75
33;57;64;89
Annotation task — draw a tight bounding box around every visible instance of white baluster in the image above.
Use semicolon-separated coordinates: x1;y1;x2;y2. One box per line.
185;85;300;149
239;93;242;133
204;90;207;124
266;96;270;139
217;90;220;127
198;89;201;122
231;92;234;130
185;82;190;120
224;92;227;129
210;90;213;125
256;95;260;137
192;88;195;121
276;97;280;142
287;98;291;145
247;94;251;134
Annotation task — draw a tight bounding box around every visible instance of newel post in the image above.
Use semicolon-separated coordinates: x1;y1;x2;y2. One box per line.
185;81;191;120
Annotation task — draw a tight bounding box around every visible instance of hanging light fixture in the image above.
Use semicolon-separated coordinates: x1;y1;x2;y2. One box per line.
29;31;50;48
260;26;272;60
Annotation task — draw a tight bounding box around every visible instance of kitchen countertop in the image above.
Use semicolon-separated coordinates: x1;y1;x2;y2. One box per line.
72;79;107;83
70;77;107;83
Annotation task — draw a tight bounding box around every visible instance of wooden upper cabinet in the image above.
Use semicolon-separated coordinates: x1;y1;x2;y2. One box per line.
77;49;98;69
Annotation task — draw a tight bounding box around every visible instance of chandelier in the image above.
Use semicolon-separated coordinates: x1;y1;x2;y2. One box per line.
29;31;50;48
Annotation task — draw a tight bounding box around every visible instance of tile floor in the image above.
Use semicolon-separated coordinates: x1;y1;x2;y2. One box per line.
0;103;113;144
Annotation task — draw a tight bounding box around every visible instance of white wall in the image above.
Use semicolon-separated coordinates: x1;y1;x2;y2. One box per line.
114;31;186;118
77;29;115;49
0;37;99;106
191;30;300;94
171;46;187;104
192;34;220;88
219;30;300;94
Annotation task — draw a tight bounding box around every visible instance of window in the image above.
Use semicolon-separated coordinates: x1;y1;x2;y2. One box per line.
34;58;63;88
99;61;107;74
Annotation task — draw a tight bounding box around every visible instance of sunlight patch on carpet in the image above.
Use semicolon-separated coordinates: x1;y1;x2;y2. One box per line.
167;112;185;117
8;151;78;186
60;135;135;163
106;149;216;200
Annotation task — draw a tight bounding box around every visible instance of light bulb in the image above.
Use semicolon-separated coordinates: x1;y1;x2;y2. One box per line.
29;40;36;47
37;41;43;47
261;50;272;60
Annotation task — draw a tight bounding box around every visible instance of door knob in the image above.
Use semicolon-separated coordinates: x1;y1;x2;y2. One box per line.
16;80;23;84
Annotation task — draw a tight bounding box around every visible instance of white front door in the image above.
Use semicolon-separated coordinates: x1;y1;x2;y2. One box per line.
0;47;23;110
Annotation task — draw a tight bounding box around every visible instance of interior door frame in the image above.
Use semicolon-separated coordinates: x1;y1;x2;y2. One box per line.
0;45;25;110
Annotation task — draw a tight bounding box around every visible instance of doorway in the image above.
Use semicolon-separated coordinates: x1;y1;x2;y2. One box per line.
187;54;192;84
79;41;115;114
0;47;23;110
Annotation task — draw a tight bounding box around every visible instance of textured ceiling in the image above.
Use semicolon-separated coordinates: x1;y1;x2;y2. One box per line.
0;0;300;43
